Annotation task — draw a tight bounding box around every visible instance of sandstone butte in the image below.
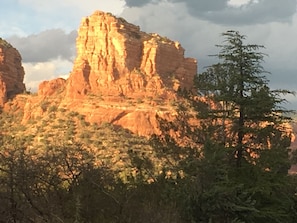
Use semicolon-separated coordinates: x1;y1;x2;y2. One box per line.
1;10;296;143
24;10;197;136
64;11;197;99
0;38;25;106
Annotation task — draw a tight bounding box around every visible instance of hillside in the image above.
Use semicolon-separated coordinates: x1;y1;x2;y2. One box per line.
0;10;199;179
0;10;296;164
1;11;297;223
0;11;197;137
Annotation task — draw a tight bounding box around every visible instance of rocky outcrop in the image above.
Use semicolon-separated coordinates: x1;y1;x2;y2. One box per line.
34;11;198;136
65;11;197;99
38;78;66;97
0;38;25;105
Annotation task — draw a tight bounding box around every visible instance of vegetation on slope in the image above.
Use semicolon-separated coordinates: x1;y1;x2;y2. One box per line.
0;31;297;222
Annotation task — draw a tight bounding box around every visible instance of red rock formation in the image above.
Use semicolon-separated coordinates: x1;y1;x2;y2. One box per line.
38;78;66;97
66;11;197;99
0;38;25;105
34;11;198;136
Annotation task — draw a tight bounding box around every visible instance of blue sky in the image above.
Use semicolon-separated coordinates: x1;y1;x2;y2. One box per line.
1;0;297;109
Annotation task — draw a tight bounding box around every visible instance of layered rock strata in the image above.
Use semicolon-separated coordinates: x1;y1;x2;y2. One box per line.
35;11;198;136
0;38;25;105
64;11;197;99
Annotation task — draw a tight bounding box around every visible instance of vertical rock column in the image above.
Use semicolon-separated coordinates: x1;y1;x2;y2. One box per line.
0;39;25;106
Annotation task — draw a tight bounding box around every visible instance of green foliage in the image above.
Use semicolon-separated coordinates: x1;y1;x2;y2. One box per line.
0;135;184;222
48;105;58;113
0;30;296;222
40;100;50;112
147;30;297;222
196;30;295;166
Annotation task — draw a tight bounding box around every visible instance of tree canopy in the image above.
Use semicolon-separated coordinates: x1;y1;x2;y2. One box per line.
196;30;294;167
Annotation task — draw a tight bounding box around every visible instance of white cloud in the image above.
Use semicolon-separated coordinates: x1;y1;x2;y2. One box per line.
227;0;252;7
23;59;72;92
18;0;125;15
1;0;125;37
227;0;261;8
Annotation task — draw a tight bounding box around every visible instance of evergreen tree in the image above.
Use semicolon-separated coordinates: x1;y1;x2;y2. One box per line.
196;30;294;167
190;30;297;222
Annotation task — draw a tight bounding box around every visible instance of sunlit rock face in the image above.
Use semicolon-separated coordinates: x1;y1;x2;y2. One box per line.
35;11;198;136
38;78;66;97
0;38;25;106
65;10;197;99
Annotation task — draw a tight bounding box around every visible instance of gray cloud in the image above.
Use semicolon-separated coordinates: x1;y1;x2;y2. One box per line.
125;0;227;11
200;0;297;25
172;0;227;12
125;0;151;7
123;0;297;25
7;29;77;63
121;2;297;109
124;0;227;11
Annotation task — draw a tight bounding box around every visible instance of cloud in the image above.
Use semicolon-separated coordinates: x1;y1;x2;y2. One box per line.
125;0;156;7
121;1;297;69
3;0;126;93
120;1;297;108
173;0;228;12
5;28;76;92
2;0;295;108
124;0;227;11
7;29;77;63
23;59;73;92
0;0;126;37
123;0;297;25
203;0;297;25
18;0;125;15
121;2;225;64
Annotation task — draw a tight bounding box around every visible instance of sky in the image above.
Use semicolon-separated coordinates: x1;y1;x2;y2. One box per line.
1;0;296;109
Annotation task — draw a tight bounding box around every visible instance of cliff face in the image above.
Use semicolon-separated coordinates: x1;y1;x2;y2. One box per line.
0;38;25;105
35;11;198;136
64;11;197;99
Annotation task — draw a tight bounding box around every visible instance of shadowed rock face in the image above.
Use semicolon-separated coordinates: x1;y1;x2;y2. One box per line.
0;38;25;106
64;10;197;99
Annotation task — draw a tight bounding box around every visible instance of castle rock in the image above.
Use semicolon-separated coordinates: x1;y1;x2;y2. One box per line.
36;11;198;136
64;11;197;99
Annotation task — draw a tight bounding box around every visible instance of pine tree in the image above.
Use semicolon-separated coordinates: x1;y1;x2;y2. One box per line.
196;30;294;167
189;30;297;222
